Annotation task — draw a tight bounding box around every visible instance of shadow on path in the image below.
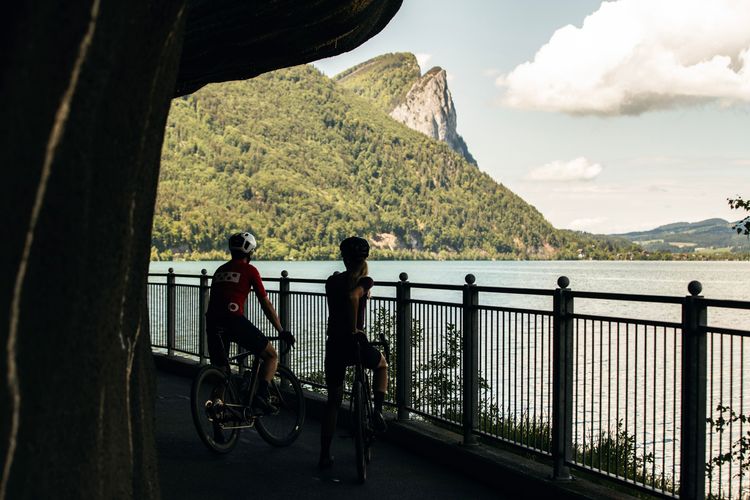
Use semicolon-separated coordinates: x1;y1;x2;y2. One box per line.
156;370;501;499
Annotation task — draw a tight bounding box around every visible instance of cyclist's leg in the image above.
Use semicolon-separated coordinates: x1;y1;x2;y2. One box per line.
225;316;276;409
206;319;231;368
320;343;347;468
206;319;231;399
205;319;231;442
257;342;278;385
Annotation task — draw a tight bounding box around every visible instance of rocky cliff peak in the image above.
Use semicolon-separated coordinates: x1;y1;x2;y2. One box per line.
389;66;476;165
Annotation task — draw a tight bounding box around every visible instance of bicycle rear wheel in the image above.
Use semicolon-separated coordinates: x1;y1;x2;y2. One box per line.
256;365;305;447
353;380;367;483
191;365;241;453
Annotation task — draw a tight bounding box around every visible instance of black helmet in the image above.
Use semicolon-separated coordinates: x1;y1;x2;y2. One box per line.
340;236;370;260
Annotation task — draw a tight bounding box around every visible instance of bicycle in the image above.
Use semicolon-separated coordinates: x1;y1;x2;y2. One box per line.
350;332;390;483
190;336;305;453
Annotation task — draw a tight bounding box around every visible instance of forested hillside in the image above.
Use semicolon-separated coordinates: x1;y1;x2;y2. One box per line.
153;63;635;260
334;52;420;113
614;218;750;253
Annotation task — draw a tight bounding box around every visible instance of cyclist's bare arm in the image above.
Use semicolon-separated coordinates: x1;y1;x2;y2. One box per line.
258;295;283;333
349;286;365;334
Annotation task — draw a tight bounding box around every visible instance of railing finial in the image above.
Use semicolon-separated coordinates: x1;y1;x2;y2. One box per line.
465;274;476;285
399;272;409;282
201;268;207;275
688;280;702;296
281;270;288;278
557;276;570;289
168;267;174;274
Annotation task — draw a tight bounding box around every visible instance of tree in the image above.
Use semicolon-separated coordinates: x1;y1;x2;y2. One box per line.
728;196;750;236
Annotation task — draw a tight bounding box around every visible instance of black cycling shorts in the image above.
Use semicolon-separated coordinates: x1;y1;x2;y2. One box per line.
206;314;269;368
324;336;382;388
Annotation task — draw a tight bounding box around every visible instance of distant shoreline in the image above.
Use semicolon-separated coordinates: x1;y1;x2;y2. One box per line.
150;254;750;263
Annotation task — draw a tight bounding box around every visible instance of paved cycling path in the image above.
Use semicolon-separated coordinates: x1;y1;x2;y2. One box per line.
156;370;501;499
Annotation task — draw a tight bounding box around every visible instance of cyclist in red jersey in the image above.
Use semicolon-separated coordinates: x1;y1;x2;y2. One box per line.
319;236;388;469
206;232;294;414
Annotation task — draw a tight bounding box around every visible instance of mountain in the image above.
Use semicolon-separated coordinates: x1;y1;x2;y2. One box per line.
613;219;750;253
335;53;476;164
333;52;420;114
153;61;634;260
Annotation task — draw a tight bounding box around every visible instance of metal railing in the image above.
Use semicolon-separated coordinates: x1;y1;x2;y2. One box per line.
148;268;750;499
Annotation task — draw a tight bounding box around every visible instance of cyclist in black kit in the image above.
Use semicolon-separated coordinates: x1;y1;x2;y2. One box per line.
319;236;388;469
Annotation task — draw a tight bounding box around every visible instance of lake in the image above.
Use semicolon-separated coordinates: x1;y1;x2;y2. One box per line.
150;260;750;328
150;259;750;297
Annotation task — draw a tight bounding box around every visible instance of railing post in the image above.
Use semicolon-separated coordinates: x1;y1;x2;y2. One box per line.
552;276;574;480
167;267;176;357
680;280;707;500
279;270;291;367
396;272;412;421
462;274;479;446
198;269;209;365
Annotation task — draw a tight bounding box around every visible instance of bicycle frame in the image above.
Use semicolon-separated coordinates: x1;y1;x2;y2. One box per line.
352;343;374;425
216;335;290;429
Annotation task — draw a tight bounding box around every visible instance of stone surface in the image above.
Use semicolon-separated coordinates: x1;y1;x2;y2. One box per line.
176;0;403;96
0;1;401;498
390;67;477;165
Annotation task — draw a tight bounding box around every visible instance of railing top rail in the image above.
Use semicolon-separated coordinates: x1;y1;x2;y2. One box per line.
411;298;463;308
474;285;554;296
705;325;750;337
407;282;464;291
571;312;681;330
702;298;750;310
374;280;400;287
570;290;684;304
284;277;322;284
288;291;326;297
149;273;211;280
477;304;552;315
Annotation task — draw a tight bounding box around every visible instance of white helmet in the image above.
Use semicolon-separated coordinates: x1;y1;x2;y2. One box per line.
228;232;257;254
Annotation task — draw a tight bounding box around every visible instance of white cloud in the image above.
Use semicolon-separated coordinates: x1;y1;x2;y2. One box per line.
498;0;750;115
446;71;455;82
415;53;432;73
527;157;603;181
483;68;502;78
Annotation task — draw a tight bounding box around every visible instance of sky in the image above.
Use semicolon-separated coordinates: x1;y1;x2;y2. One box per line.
314;0;750;234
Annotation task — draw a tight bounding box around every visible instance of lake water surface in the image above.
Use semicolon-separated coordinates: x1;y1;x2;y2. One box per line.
151;260;750;328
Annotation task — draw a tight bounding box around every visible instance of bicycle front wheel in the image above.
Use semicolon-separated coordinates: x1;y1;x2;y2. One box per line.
353;380;367;483
256;365;305;447
191;365;240;454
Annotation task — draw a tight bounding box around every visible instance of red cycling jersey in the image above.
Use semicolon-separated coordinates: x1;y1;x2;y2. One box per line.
207;259;267;318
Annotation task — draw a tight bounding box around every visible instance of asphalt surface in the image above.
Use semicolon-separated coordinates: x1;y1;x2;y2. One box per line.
156;370;502;499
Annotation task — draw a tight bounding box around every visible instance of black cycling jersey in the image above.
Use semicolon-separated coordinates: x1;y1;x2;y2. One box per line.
325;272;373;341
323;271;379;387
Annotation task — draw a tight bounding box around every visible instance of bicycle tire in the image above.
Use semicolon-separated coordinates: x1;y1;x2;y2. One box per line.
255;365;305;447
362;378;374;465
353;380;367;483
191;365;241;453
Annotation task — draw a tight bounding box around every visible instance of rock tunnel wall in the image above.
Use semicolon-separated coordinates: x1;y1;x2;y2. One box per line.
0;1;401;498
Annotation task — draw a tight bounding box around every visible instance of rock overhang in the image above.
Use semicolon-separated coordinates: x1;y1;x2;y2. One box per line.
175;0;403;96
